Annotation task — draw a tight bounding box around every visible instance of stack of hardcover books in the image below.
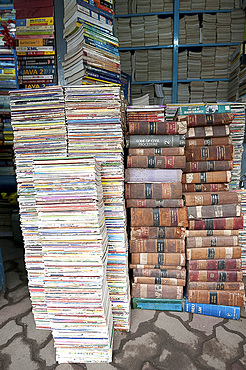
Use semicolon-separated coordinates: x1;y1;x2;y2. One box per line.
125;105;188;305
14;0;56;89
179;111;245;308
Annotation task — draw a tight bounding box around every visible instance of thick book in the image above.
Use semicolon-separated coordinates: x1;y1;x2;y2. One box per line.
130;208;189;227
133;268;186;279
188;282;244;291
132;298;183;311
189;216;244;230
128;148;185;156
130;226;185;240
188;270;243;282
186;125;230;138
133;277;186;286
125;169;182;183
186;137;232;148
129;239;185;253
184;160;233;173
125;182;182;199
188;259;242;270
182;171;231;184
185;145;234;162
128;121;187;135
184;297;240;319
186;236;239;248
125;135;186;148
187;204;241;220
15;7;54;19
16;38;55;47
178;113;234;127
132;284;183;299
186;247;241;260
126;199;184;208
188;290;245;307
177;104;231;115
131;253;186;266
184;192;241;207
130;264;183;270
127;155;186;169
183;183;229;193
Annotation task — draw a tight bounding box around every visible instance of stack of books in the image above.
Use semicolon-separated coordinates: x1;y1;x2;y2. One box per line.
14;0;56;89
178;110;245;308
33;156;114;363
64;85;130;331
125;105;188;307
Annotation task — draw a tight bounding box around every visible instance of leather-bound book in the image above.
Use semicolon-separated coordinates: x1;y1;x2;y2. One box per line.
130;226;186;240
132;283;183;299
130;208;188;227
186;230;239;237
188;216;243;230
188;290;245;306
178;112;234;127
129;239;185;253
132;268;186;279
188;270;243;282
131;252;186;266
186;137;232;147
133;277;186;286
128;147;185;156
186;247;241;260
186;125;230;138
125;134;186;148
130;264;183;270
184;160;233;173
126;199;184;208
185;145;233;161
127;108;165;122
187;204;241;220
127;155;186;169
188;282;244;291
188;259;242;270
184;192;241;206
125;168;182;183
182;171;231;184
128;121;187;135
183;183;229;193
186;236;239;248
125;182;182;199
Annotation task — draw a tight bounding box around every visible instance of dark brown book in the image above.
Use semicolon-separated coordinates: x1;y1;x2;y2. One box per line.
188;269;243;282
188;282;244;291
179;113;234;127
184;192;241;206
132;268;186;279
128;121;187;135
130;226;186;240
188;290;245;306
126;199;184;208
189;216;243;230
186;137;232;147
128;147;185;156
182;171;231;184
186;125;230;138
127;155;186;169
185;145;234;162
129;239;185;253
130;208;189;227
188;259;242;270
131;252;186;266
184;160;233;173
186;236;239;248
130;264;183;270
186;230;239;237
186;247;241;260
183;183;229;193
187;204;241;220
125;182;182;199
132;283;183;299
133;277;186;286
127;110;165;122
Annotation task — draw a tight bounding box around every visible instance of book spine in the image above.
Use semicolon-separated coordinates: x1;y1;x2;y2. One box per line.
125;183;183;199
184;160;233;173
131;253;186;266
128;121;187;135
83;62;120;80
184;297;240;319
185;145;233;162
188;290;245;306
186;125;230;138
130;208;189;227
188;259;242;270
128;147;185;156
84;36;118;55
19;83;55;89
76;0;113;19
187;204;241;220
15;17;54;27
129;239;185;253
186;247;241;260
126;199;184;208
133;268;186;279
16;38;54;47
85;70;120;84
133;277;186;286
185;137;232;147
186;113;234;127
186;236;239;248
127;155;186;169
184;192;241;206
18;67;56;75
125;135;186;148
182;171;231;184
125;169;182;183
132;284;183;299
182;183;229;192
188;216;243;230
188;270;243;282
130;226;186;240
130;264;183;270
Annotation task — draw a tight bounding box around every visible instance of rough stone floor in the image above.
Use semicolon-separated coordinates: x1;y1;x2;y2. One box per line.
0;238;246;370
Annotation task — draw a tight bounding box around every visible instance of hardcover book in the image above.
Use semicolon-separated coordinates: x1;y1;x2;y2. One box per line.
128;148;185;156
127;155;186;169
129;239;185;253
178;112;234;127
186;247;241;260
131;252;186;266
184;297;240;319
130;207;189;227
133;277;186;286
125;134;186;148
188;282;244;291
185;145;234;162
188;269;243;282
184;192;241;206
184;160;233;173
186;125;230;138
188;290;245;306
182;183;229;193
182;171;231;184
128;121;187;135
186;137;232;147
188;259;242;270
130;226;186;240
132;283;183;299
188;216;243;230
187;204;241;220
133;268;186;279
186;235;239;248
126;199;184;208
125;169;182;183
125;182;182;199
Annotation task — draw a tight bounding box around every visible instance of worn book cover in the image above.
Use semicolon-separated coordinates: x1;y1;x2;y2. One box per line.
188;259;242;270
184;192;241;206
178;113;234;127
186;247;241;260
188;290;245;306
185;145;234;162
188;269;243;282
183;183;229;193
188;216;243;230
130;226;186;240
182;171;231;184
127;155;186;169
186;236;239;248
126;199;184;208
130;207;188;227
129;239;185;253
187;204;241;220
132;283;184;299
125;182;182;199
131;252;186;266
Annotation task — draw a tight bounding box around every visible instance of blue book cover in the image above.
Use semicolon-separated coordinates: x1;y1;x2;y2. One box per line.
76;0;113;20
18;66;56;76
178;104;231;115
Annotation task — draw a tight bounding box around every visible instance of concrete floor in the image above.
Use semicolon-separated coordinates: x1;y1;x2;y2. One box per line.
0;238;246;370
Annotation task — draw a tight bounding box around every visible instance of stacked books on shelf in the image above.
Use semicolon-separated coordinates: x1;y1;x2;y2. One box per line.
14;0;56;89
64;85;130;331
125;105;188;309
33;156;114;363
178;110;245;314
62;0;121;85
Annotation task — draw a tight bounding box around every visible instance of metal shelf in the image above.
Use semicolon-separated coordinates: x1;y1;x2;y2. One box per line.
179;42;240;48
132;78;229;85
119;45;173;51
115;9;239;18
